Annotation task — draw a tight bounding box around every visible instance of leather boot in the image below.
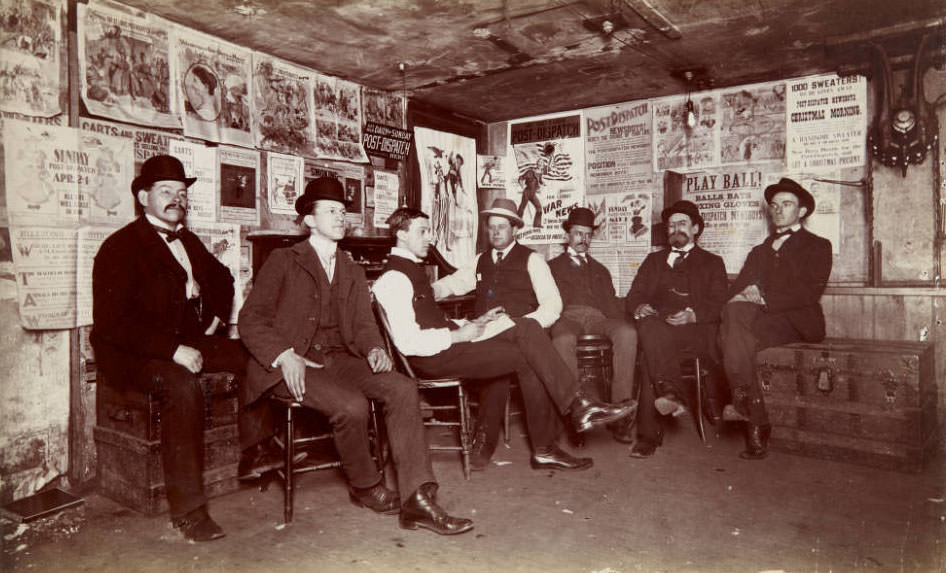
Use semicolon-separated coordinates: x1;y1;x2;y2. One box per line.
739;423;771;460
349;482;400;514
470;427;496;471
399;483;474;535
569;393;637;433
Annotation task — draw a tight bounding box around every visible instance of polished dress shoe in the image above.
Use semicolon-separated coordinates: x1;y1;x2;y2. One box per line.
399;483;473;535
470;427;497;471
739;423;771;460
238;442;307;481
175;508;225;542
530;444;593;471
569;394;637;433
608;417;635;444
349;482;401;514
629;441;657;459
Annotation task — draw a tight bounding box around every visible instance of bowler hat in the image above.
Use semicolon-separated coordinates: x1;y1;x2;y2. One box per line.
131;155;197;195
562;207;598;231
480;198;524;227
661;200;705;233
295;176;348;215
763;177;815;218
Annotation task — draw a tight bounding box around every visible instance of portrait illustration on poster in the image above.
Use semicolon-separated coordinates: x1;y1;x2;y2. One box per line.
183;63;221;122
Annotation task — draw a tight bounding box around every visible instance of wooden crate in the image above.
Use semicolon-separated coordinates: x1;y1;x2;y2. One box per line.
755;338;938;472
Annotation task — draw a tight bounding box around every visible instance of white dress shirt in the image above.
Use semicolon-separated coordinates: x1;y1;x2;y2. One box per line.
772;223;802;251
666;241;695;268
308;233;337;282
372;246;462;357
146;214;197;299
432;241;563;328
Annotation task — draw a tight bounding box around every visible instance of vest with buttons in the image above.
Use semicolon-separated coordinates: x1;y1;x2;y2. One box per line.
306;262;345;360
383;255;457;330
654;252;692;315
548;253;614;313
474;243;538;318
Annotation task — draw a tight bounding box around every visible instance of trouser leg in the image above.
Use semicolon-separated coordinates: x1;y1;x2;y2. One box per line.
635;367;662;445
503;318;579;414
550;318;581;383
473;378;511;447
720;302;768;425
598;318;637;403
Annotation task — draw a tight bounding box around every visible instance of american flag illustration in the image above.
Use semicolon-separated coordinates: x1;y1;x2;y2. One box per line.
516;141;573;182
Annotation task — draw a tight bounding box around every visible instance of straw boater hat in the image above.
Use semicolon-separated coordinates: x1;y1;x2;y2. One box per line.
295;176;349;215
562;207;598;231
763;177;815;218
480;198;524;227
131;155;197;195
661;200;706;236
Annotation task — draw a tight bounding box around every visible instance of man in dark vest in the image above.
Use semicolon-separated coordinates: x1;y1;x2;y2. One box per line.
239;178;472;535
625;201;728;458
91;155;270;542
375;208;633;471
430;199;636;461
720;178;832;460
548;207;639;443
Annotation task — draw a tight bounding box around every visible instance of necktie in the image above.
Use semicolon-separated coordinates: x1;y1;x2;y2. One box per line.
772;228;794;240
154;226;183;243
495;251;504;264
671;249;687;268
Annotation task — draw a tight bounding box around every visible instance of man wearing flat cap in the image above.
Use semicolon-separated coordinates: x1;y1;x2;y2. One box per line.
548;207;639;443
720;178;832;460
239;177;473;535
92;155;267;541
625;200;728;458
432;198;636;464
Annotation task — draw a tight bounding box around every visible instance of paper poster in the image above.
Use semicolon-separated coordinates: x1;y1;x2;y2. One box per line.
584;100;653;196
653;93;719;172
587;244;644;297
79;116;183;174
786;73;867;171
266;151;302;215
767;172;841;253
77;1;178;128
217;145;259;226
373;170;399;228
507;113;585;244
414;126;477;266
251;53;314;155
75;225;113;327
10;226;78;329
596;191;653;245
172;27;254;148
477;155;505;189
363;87;405;128
169;139;216;224
303;158;365;226
362;121;412;162
0;0;63;117
312;73;368;162
719;82;786;164
188;221;242;323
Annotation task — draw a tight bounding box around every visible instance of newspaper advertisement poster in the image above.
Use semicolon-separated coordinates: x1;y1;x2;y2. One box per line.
75;225;112;327
169;138;216;224
588;244;644;297
507;113;585;244
303;158;365;227
312;73;368;162
766;172;841;253
5;119;135;227
188;221;242;322
476;154;505;189
362;121;412;162
0;0;62;117
373;170;399;228
363;87;405;128
266;151;302;215
10;226;77;328
77;1;178;129
251;53;314;156
172;27;253;148
719;82;786;164
79;116;183;175
596;191;653;245
681;166;769;273
414;126;477;267
584;100;652;197
786;73;867;172
653;93;719;172
217;145;259;226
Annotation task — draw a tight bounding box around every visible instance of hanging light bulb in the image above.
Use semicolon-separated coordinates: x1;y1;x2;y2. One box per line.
685;98;697;129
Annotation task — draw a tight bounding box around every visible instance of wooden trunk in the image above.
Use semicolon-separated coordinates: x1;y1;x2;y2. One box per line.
756;338;938;472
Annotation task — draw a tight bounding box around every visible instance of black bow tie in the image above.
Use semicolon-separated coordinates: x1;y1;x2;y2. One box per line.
671;249;688;256
772;229;795;240
154;226;184;243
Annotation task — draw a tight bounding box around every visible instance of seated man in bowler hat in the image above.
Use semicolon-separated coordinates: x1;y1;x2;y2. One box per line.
548;207;639;444
625;200;728;458
432;198;637;463
720;178;832;460
91;155;272;541
239;177;473;535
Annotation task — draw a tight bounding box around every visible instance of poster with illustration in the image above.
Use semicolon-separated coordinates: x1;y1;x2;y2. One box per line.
0;0;63;117
719;81;786;164
414;127;477;267
217;145;259;226
267;151;302;215
312;72;368;162
251;52;314;156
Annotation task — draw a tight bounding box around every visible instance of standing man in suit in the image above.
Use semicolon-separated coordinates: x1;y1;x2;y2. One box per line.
91;155;269;541
239;178;472;535
625;201;728;458
548;207;639;443
720;178;832;459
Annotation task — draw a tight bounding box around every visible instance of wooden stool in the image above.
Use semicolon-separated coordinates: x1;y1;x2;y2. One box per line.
576;334;613;401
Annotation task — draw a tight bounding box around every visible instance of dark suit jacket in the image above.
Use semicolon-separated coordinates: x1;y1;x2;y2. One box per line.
624;245;729;325
548;252;622;318
91;217;235;383
730;227;833;341
238;239;384;404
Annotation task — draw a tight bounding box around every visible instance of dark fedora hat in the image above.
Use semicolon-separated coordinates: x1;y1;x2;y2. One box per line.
661;200;705;232
130;154;197;195
295;176;348;215
763;177;815;218
562;207;598;231
480;197;524;227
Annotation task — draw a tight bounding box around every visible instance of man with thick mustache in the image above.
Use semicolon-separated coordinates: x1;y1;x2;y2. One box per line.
624;200;728;458
92;155;270;541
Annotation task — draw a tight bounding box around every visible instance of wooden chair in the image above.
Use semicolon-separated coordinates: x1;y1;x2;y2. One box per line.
373;300;473;479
